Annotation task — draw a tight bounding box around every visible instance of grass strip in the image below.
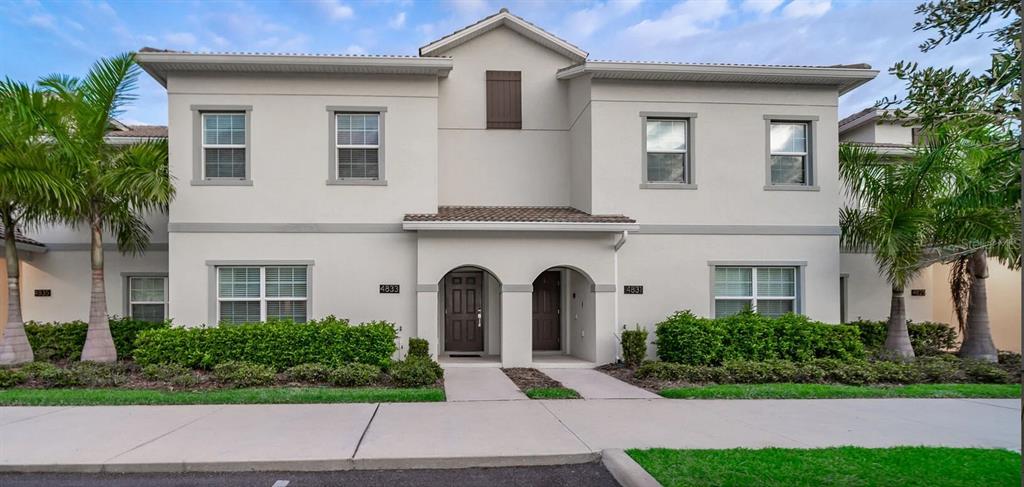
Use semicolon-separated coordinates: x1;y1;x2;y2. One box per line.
0;387;445;406
524;387;580;399
627;447;1021;487
659;383;1021;399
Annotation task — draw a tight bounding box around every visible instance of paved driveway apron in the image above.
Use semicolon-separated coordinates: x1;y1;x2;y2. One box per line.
442;368;527;402
539;368;660;400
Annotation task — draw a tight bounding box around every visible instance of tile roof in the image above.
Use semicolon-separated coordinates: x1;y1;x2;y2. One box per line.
404;206;635;224
585;60;872;70
0;224;44;248
106;125;168;138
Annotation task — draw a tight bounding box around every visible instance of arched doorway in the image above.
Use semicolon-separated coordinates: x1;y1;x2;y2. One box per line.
438;266;501;361
531;266;597;364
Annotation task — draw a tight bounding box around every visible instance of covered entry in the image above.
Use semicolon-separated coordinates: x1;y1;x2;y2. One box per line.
437;266;502;361
532;266;598;364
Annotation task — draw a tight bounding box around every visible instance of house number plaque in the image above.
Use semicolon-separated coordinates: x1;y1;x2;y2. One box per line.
623;285;644;295
34;289;52;297
379;284;400;294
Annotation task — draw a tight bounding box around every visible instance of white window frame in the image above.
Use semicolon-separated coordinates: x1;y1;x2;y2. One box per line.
764;115;818;191
326;106;387;186
202;112;247;180
710;264;803;317
215;266;309;324
640;112;697;189
126;275;168;321
190;105;252;186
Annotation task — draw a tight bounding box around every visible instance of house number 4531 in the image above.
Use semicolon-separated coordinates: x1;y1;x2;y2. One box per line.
379;284;400;294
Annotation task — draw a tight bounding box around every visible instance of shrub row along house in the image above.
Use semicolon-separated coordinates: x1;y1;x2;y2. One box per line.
6;10;1011;367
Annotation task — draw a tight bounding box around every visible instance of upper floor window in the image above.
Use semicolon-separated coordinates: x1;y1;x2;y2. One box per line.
127;276;167;323
217;265;308;324
769;122;809;185
713;266;798;318
203;113;247;179
337;113;380;180
486;71;521;129
645;118;690;184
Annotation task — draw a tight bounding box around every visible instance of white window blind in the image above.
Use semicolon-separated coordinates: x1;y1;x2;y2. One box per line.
202;113;246;179
217;266;308;324
769;122;808;185
336;113;380;180
714;266;797;318
128;276;167;322
645;118;688;183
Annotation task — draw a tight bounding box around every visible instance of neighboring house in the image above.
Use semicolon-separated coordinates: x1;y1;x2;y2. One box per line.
6;10;881;366
838;108;1021;352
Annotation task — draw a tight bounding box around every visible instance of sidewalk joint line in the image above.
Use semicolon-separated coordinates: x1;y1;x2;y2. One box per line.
539;401;594;452
0;406;72;427
351;403;381;459
102;405;227;463
957;398;1019;411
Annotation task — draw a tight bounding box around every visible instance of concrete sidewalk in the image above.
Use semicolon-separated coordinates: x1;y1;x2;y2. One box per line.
0;398;1019;472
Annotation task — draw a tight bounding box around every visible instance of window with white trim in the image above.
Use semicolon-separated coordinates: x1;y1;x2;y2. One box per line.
217;266;308;324
645;118;690;183
713;266;798;318
202;113;247;179
769;121;809;185
128;276;168;322
336;113;380;180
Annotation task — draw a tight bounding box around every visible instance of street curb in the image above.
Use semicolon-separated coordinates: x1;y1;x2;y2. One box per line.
601;449;662;487
0;452;600;474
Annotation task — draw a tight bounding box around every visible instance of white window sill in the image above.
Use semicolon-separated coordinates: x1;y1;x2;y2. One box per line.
640;183;698;190
191;179;253;186
326;179;388;186
763;185;819;192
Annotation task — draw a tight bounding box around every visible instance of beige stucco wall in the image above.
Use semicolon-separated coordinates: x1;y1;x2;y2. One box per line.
841;253;935;323
436;26;575;206
588;80;841;224
931;260;1020;352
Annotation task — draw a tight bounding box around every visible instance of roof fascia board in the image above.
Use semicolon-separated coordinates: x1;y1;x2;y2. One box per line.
419;12;587;61
402;221;639;232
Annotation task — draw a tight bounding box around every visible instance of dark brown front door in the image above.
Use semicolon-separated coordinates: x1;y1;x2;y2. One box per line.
532;271;561;351
444;271;484;352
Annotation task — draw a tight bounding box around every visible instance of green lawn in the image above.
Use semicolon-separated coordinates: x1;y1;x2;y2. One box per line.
659;383;1021;399
0;387;445;406
524;387;580;399
628;447;1021;487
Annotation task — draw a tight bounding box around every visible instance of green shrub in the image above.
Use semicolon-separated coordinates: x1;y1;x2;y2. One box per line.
620;325;648;368
284;363;332;383
852;320;959;356
654;310;864;365
914;356;965;383
636;362;712;382
389;357;441;387
871;360;922;384
961;360;1012;384
21;362;80;387
212;361;276;388
407;338;430;358
142;363;198;387
0;369;27;388
133;317;397;371
329;363;381;386
67;362;131;387
25;318;170;362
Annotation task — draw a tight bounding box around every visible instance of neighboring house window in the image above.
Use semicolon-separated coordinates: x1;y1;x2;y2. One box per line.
713;266;798;318
217;266;308;324
645;118;690;184
337;112;380;180
769;121;810;185
486;71;522;129
202;113;247;179
128;276;167;322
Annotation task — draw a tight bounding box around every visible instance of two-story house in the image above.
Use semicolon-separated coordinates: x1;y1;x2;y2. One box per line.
6;10;879;366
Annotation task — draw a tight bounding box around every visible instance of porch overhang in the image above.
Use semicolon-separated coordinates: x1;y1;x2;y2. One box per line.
403;206;638;232
403;221;638;232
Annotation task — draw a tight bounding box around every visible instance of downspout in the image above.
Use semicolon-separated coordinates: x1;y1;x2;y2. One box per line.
612;231;628;361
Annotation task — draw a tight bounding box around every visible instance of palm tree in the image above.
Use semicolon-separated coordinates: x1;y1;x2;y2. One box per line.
932;125;1020;362
839;141;954;358
0;80;75;365
40;53;173;362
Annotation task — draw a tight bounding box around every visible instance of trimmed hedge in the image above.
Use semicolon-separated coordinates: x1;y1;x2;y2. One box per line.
635;356;1016;386
851;320;959;356
620;325;648;367
25;318;170;362
654;311;864;365
132;317;397;371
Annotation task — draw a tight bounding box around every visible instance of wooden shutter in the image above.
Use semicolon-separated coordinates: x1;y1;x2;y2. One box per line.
486;71;522;129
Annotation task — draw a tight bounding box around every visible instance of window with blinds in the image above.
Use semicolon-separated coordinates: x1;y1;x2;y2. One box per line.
769;121;810;185
217;266;308;324
645;118;689;183
713;266;798;318
336;113;380;180
486;71;522;129
128;276;167;323
202;113;247;179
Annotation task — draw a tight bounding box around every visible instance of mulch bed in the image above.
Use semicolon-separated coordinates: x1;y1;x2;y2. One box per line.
597;363;666;392
501;368;566;390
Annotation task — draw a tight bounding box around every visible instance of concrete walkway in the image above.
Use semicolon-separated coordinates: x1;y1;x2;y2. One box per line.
0;398;1018;472
442;367;527;401
540;368;660;399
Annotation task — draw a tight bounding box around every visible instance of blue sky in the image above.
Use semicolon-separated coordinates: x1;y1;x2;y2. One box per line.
0;0;998;125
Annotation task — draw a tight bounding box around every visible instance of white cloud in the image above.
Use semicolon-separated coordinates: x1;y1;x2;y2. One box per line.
389;11;406;29
447;0;490;17
565;0;643;39
623;0;731;45
344;44;366;55
163;32;198;47
782;0;831;19
27;13;55;28
317;0;354;21
740;0;783;15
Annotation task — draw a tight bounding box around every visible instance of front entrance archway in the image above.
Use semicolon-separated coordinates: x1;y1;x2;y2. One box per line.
438;266;502;360
532;271;561;351
530;266;597;363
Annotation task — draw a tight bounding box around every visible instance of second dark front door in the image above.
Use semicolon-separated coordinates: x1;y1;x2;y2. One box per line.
532;270;561;351
444;271;484;352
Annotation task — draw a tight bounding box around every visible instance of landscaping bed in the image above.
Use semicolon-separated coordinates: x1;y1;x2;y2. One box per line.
627;447;1021;487
0;387;444;406
659;383;1021;399
502;368;580;399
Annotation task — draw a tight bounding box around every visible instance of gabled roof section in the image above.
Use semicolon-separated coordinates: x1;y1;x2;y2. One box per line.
135;49;453;87
419;8;587;62
838;107;917;133
557;61;877;95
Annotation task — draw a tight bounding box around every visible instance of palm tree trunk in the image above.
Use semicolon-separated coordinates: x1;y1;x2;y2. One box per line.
80;216;116;362
0;218;33;364
959;249;998;362
884;286;915;359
